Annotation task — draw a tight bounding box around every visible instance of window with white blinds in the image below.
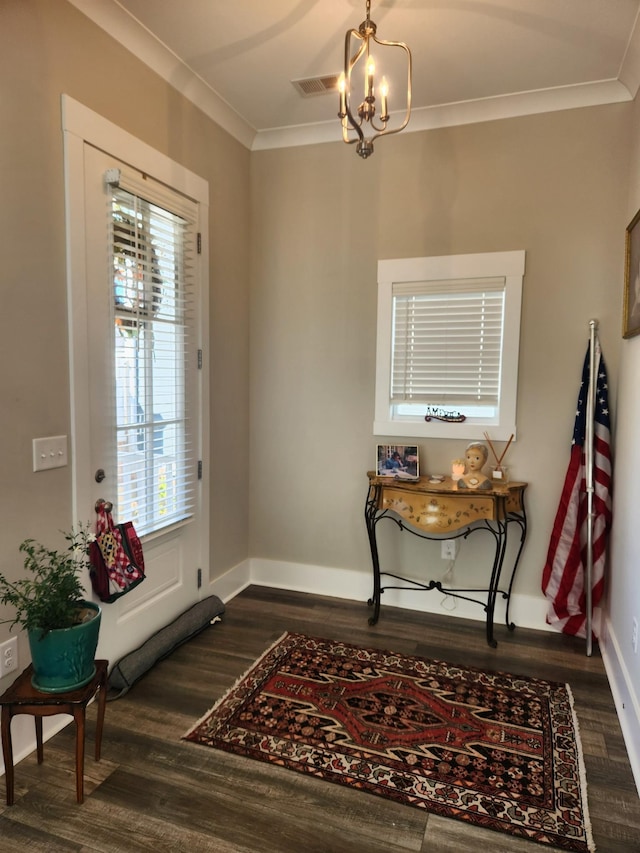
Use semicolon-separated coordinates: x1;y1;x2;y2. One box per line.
391;279;505;407
109;175;198;535
375;252;525;440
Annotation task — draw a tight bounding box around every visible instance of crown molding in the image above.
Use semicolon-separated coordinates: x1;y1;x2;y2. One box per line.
67;0;635;156
66;0;257;150
619;2;640;99
252;79;633;151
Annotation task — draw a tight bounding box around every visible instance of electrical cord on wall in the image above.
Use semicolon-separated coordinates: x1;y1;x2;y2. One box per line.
440;554;458;611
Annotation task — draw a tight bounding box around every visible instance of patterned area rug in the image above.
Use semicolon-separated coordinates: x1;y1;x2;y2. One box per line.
184;633;594;851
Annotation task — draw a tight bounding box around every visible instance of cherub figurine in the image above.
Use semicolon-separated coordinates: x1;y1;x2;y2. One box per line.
456;442;491;490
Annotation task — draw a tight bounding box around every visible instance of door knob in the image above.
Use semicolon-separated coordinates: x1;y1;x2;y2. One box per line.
95;468;106;483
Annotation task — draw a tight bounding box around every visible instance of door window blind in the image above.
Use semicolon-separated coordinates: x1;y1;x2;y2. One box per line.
109;176;197;535
391;278;505;407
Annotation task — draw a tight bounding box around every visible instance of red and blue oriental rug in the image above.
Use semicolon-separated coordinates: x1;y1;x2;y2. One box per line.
183;632;594;851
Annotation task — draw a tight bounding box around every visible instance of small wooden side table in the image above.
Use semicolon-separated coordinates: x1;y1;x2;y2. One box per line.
0;659;108;805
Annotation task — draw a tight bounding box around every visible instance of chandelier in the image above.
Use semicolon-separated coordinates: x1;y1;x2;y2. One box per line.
338;0;412;159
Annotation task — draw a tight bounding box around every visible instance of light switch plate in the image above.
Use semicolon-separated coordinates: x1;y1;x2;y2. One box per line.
32;435;68;472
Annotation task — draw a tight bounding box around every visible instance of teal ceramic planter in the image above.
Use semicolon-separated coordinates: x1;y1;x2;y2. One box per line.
28;601;101;693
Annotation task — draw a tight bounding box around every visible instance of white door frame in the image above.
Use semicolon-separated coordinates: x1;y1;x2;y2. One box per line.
62;95;210;660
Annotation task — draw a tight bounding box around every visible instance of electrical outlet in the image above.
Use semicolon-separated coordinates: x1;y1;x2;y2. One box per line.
632;618;638;655
441;539;458;560
0;637;18;677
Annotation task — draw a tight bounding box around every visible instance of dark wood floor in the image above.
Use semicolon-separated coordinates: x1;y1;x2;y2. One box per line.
0;586;639;852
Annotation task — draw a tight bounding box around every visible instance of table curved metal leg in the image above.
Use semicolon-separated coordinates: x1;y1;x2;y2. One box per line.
365;484;382;625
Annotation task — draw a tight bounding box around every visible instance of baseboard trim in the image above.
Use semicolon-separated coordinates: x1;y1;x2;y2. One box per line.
599;615;640;796
247;557;553;632
207;558;252;603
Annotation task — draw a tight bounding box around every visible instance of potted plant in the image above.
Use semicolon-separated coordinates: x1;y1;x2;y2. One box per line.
0;526;101;693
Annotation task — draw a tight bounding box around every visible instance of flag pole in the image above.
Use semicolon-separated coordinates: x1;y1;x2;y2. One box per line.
542;323;611;645
585;319;597;656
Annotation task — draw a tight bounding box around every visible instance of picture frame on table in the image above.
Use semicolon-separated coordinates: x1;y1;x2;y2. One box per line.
376;445;419;480
624;208;640;339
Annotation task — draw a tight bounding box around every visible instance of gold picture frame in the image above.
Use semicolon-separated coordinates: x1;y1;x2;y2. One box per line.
624;208;640;338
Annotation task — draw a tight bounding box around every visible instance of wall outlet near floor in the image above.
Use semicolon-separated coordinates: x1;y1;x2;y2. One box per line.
632;618;638;655
0;637;18;677
441;539;458;560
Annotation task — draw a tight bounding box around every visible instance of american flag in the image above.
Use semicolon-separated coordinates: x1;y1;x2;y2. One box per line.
541;336;612;639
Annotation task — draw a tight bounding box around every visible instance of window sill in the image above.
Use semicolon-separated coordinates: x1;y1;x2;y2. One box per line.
374;419;517;441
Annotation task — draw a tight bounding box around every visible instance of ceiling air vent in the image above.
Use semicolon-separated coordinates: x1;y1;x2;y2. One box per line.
292;74;341;98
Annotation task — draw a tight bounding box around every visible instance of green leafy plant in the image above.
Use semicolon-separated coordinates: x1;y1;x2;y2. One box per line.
0;525;95;637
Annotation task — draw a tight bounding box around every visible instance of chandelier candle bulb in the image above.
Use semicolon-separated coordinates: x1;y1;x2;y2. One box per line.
380;77;389;119
338;74;346;116
366;57;375;97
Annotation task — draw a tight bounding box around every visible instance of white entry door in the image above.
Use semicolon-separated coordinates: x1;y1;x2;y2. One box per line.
65;115;209;665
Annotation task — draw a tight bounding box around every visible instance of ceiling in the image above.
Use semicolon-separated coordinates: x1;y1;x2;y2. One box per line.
69;0;640;151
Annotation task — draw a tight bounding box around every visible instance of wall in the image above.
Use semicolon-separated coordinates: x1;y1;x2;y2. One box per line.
604;89;640;790
249;107;629;620
0;0;251;682
249;104;640;785
1;0;638;790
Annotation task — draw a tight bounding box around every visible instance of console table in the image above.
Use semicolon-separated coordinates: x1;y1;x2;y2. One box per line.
365;473;528;647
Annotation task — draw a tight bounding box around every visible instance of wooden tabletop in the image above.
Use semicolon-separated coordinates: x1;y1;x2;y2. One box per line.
367;471;526;496
0;660;109;707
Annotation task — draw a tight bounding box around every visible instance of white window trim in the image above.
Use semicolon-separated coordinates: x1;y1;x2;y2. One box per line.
374;250;525;441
